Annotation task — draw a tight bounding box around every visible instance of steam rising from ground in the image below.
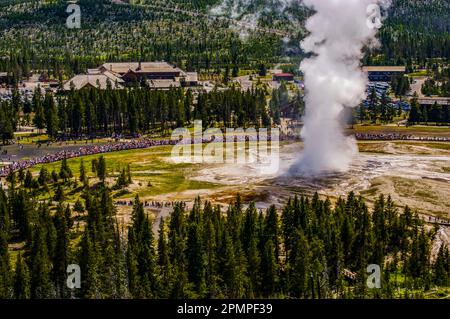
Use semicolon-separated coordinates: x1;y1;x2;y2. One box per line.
210;0;300;39
295;0;391;175
210;0;390;175
211;0;296;17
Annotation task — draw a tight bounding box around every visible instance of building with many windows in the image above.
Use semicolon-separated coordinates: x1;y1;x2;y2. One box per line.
362;66;406;82
64;62;198;90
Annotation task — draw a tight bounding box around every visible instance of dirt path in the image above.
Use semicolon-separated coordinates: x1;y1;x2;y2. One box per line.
409;77;428;98
431;226;450;262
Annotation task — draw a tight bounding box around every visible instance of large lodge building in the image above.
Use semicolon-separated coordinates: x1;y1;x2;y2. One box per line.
417;96;450;108
64;62;198;91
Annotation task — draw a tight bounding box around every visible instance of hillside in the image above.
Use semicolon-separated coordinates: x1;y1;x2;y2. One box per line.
0;0;290;78
0;0;448;79
375;0;450;64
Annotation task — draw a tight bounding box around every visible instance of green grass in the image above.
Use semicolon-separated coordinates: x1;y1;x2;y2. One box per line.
414;190;437;200
417;143;450;150
407;71;428;77
352;124;450;134
359;187;380;197
237;69;255;76
30;145;220;201
358;140;450;154
16;133;50;144
424;288;450;299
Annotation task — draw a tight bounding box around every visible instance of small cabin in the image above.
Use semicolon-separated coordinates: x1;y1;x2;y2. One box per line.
273;73;294;82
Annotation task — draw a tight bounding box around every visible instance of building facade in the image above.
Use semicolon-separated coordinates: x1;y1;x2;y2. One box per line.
273;73;295;82
65;62;198;90
362;66;406;82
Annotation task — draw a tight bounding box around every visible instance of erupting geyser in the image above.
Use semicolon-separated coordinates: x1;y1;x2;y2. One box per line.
296;0;390;175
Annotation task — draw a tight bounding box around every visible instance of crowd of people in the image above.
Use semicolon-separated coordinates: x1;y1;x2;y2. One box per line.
0;132;297;177
426;215;450;226
115;200;187;209
355;133;450;142
0;138;178;177
3;131;447;177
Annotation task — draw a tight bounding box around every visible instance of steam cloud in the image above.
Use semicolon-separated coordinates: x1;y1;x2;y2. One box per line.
210;0;300;39
296;0;390;175
211;0;296;17
210;0;390;174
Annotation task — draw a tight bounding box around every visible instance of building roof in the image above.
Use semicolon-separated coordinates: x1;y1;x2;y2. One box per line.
103;70;124;81
417;97;450;106
63;72;124;90
64;62;197;90
87;69;101;75
274;73;294;77
0;72;7;77
147;79;181;89
100;62;183;75
362;66;406;73
185;72;198;83
87;68;123;77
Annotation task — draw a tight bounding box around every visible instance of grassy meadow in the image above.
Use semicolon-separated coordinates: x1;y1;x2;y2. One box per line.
29;145;220;203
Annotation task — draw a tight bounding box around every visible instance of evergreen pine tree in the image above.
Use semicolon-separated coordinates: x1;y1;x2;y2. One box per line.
0;224;12;298
261;239;278;298
97;156;107;183
30;223;54;298
157;218;171;298
186;222;206;297
14;253;31;299
53;204;69;298
79;158;86;183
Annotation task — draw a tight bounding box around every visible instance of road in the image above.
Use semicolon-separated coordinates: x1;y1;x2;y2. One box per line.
409;76;428;98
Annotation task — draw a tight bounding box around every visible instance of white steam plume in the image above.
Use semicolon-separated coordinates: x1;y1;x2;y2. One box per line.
296;0;390;175
210;0;300;39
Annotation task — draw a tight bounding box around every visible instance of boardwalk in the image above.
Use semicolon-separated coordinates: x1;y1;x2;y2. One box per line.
0;138;177;177
342;269;357;281
422;215;450;226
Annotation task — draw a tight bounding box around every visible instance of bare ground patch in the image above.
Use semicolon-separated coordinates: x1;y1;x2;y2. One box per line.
361;176;450;218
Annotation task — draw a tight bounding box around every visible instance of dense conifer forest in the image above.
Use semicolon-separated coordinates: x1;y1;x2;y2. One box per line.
0;0;448;82
0;160;449;299
368;0;450;65
0;0;449;301
0;85;274;141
